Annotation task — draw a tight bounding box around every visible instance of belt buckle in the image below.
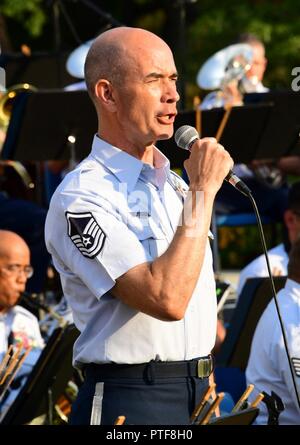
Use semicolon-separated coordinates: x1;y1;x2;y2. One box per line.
197;357;212;378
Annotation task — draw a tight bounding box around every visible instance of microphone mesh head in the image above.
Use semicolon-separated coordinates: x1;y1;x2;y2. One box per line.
174;125;199;150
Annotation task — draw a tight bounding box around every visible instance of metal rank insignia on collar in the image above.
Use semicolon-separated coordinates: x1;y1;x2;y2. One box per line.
171;176;188;198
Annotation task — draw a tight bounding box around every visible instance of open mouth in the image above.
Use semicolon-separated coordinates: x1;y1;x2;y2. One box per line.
157;113;176;125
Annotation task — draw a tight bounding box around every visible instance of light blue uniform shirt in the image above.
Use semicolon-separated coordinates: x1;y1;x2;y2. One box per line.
45;135;217;367
246;279;300;425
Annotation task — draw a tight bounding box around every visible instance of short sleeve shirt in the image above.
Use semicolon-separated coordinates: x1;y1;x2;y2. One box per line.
45;135;217;366
246;279;300;424
237;244;288;297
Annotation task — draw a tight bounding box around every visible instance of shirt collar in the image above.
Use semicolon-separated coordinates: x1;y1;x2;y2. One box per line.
90;134;170;192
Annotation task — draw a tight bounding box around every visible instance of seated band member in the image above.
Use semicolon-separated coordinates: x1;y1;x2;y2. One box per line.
246;237;300;424
198;34;289;221
0;230;44;418
237;181;300;297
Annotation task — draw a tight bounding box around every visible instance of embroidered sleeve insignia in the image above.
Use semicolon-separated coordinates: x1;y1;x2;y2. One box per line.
292;357;300;377
66;211;106;258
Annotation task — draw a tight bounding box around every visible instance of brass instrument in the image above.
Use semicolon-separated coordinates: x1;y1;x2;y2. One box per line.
0;83;37;130
196;43;253;109
196;44;283;188
0;83;37;193
66;39;94;79
0;160;34;190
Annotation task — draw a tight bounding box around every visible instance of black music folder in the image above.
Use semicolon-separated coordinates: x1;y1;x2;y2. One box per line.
0;51;76;89
4;89;300;167
245;89;300;159
157;103;273;168
158;90;300;169
216;276;287;370
0;324;79;425
209;406;259;425
1;89;97;162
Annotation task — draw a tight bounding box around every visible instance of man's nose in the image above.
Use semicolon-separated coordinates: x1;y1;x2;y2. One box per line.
162;83;180;103
16;270;28;284
162;90;180;103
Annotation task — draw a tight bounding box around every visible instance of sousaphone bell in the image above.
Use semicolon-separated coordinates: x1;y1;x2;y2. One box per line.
196;43;253;109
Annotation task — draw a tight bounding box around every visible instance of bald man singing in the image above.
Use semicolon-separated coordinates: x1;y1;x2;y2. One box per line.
45;27;233;425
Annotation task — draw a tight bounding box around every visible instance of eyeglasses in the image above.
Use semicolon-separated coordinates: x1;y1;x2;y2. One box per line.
0;264;34;279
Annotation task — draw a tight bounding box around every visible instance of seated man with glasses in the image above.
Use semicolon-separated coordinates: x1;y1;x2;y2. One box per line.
0;230;44;418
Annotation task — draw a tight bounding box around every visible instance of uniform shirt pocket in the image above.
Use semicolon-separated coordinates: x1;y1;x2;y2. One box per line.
128;216;167;259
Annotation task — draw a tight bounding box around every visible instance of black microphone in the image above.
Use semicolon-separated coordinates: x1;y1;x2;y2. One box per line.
174;125;252;197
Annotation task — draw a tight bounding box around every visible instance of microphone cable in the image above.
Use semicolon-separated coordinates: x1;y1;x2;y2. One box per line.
247;191;300;410
174;124;300;409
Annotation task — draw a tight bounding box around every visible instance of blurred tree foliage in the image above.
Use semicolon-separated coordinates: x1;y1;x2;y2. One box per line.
1;0;299;106
218;224;281;269
0;0;46;38
185;0;300;105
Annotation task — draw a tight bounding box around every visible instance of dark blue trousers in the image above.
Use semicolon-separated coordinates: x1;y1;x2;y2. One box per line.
69;370;209;425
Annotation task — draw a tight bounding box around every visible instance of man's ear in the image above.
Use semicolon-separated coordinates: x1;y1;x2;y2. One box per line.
94;79;116;111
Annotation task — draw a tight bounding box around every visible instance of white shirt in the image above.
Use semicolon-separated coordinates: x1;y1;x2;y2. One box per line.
0;305;44;359
45;135;217;367
246;279;300;425
0;305;44;419
237;243;288;297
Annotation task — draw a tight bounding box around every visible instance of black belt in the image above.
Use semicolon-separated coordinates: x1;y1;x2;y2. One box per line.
85;355;214;380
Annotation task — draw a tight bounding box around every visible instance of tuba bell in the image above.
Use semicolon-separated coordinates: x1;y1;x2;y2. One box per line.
196;44;283;189
196;43;253;110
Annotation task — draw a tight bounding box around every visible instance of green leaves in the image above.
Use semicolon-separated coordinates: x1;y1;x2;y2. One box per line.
0;0;299;100
0;0;46;37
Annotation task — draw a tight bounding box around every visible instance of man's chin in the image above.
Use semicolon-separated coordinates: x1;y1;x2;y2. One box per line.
9;292;22;306
157;128;174;141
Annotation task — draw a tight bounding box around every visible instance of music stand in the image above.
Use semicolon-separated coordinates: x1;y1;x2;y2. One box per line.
0;323;79;425
245;90;300;159
157;103;273;168
0;52;76;89
216;275;287;370
216;279;232;314
209;407;259;425
213;276;287;403
1;90;97;162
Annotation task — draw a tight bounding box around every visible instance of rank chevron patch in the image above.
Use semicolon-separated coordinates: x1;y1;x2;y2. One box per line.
292;357;300;377
66;211;106;259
